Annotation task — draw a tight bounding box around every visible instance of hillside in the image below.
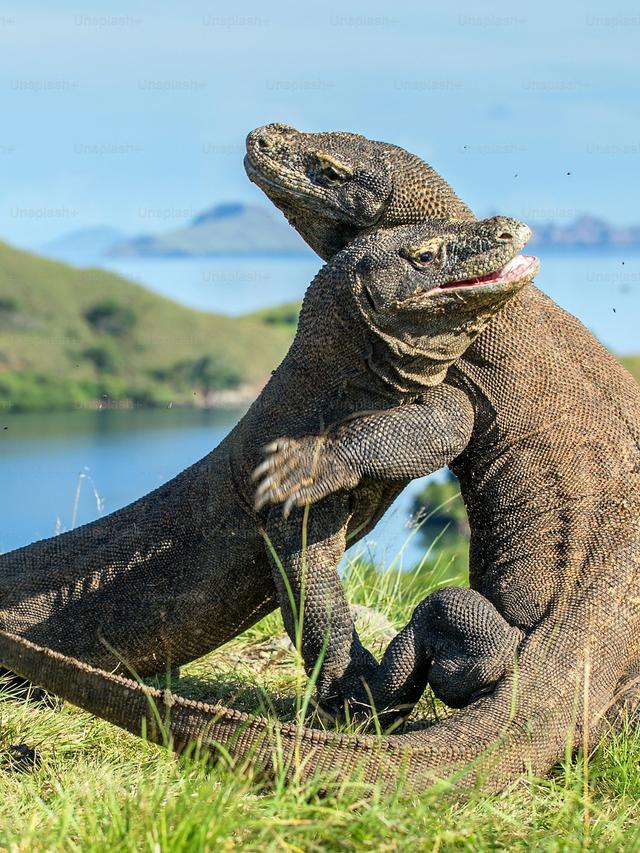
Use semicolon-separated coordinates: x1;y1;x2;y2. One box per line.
622;356;640;384
0;241;292;412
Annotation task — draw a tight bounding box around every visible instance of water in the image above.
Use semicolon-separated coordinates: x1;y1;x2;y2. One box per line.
101;255;321;316
2;248;638;563
0;406;428;565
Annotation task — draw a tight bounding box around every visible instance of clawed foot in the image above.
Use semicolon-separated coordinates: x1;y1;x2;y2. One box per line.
253;434;356;517
404;587;525;709
329;588;526;727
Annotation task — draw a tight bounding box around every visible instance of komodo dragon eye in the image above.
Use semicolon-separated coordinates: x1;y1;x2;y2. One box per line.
401;238;445;268
311;153;353;186
323;165;345;182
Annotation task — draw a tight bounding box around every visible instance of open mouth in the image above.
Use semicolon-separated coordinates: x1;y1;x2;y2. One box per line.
438;254;538;290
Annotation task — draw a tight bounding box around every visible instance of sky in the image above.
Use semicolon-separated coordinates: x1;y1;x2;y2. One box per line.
1;0;639;247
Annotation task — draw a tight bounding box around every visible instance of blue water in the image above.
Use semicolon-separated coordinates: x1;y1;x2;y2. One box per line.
1;248;638;563
101;255;321;317
0;406;428;566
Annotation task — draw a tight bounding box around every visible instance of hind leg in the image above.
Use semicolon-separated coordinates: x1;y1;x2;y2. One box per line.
361;587;525;724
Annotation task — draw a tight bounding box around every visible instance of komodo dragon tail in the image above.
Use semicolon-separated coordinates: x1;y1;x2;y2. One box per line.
0;627;594;793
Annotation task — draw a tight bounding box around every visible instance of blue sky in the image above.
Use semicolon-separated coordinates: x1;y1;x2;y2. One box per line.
1;0;639;247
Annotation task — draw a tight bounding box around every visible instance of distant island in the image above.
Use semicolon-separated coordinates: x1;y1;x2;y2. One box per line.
43;226;128;263
42;204;310;263
40;207;640;264
528;215;640;249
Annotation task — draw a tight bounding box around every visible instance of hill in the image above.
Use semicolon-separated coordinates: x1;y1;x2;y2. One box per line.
0;241;292;412
108;203;310;258
529;215;640;249
621;356;640;384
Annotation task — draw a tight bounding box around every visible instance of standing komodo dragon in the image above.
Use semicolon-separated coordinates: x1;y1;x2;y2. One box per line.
0;130;472;693
0;218;556;792
245;126;640;735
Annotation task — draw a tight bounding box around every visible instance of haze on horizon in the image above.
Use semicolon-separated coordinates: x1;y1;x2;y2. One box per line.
1;0;639;248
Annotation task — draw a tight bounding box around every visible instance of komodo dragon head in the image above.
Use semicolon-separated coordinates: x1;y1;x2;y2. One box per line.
245;123;474;260
337;215;538;374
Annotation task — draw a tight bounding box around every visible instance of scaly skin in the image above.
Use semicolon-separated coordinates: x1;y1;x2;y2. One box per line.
0;218;529;707
245;123;474;260
246;126;640;749
0;218;559;792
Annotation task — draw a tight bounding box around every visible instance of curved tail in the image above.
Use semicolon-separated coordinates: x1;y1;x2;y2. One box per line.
0;627;587;793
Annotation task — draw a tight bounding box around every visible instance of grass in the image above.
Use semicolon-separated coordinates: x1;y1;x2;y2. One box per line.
1;537;638;851
0;241;293;412
621;355;640;385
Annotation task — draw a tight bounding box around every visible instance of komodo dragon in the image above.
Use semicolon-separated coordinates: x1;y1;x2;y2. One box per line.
0;218;551;792
245;125;640;733
0;133;482;702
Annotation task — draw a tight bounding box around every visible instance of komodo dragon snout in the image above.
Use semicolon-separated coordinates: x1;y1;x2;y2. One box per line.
245;123;393;228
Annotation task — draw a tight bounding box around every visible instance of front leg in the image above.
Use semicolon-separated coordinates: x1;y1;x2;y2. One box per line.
254;384;474;516
263;496;377;714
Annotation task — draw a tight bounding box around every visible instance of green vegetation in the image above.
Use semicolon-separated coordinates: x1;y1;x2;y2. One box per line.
621;355;640;384
412;471;469;544
246;301;301;333
410;472;470;579
0;296;19;317
0;241;292;412
1;538;638;850
151;355;244;397
83;300;137;337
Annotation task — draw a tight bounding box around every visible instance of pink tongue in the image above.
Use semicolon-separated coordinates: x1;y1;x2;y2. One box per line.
440;269;500;289
440;254;533;289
